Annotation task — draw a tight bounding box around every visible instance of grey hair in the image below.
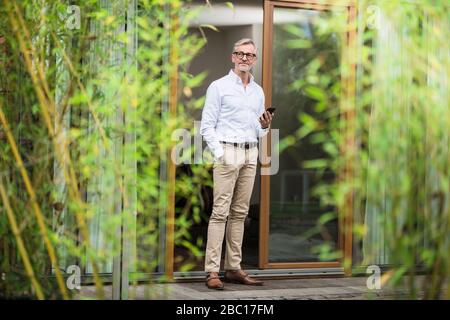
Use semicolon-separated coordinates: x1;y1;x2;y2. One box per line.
232;38;257;53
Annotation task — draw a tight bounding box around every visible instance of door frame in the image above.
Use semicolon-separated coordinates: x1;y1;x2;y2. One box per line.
259;0;356;275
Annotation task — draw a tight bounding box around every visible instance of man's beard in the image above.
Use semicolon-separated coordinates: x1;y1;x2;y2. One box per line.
238;63;251;72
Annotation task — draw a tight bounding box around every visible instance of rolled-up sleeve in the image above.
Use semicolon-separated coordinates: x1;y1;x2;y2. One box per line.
200;82;224;159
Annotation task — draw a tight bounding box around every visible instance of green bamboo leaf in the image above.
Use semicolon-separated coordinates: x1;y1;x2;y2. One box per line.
68;92;89;105
225;2;234;10
283;24;305;38
200;24;219;32
185;71;208;88
279;135;296;153
304;85;326;101
318;212;336;225
303;159;328;169
299;113;318;129
285;39;311;49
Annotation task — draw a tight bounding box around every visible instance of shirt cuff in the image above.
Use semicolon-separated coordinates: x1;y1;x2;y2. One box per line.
259;125;270;136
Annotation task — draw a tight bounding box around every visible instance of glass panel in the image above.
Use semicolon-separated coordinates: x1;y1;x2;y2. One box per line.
269;7;341;263
180;0;264;271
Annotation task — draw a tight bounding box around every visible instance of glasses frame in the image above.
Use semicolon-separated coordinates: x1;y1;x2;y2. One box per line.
233;51;257;61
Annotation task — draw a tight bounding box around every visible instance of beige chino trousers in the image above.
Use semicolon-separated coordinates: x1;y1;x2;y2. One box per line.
204;144;258;272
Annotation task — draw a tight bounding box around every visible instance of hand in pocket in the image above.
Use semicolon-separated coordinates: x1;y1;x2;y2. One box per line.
214;155;224;166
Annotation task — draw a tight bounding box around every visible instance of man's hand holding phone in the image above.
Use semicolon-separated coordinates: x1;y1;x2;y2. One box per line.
259;107;276;129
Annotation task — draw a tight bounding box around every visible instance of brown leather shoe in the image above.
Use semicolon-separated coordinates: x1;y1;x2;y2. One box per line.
205;272;224;290
224;270;263;286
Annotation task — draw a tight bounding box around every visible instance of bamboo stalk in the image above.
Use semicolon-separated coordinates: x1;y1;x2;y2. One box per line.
48;30;110;150
0;178;45;300
446;202;450;300
164;0;180;281
4;1;105;299
0;101;69;300
10;2;106;298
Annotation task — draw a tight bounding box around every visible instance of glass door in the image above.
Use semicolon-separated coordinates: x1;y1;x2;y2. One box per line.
259;0;355;270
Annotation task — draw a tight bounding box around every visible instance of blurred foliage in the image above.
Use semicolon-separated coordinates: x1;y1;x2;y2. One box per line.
282;0;449;299
0;0;210;299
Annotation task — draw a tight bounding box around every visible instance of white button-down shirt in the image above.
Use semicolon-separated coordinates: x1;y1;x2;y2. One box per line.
200;70;269;159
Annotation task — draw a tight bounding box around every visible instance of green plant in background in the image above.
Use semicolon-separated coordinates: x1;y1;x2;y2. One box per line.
282;0;449;299
0;0;209;299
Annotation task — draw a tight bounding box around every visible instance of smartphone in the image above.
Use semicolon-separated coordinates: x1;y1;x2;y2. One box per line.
266;107;276;114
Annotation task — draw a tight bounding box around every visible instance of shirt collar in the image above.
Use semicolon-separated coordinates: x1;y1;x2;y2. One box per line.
228;69;254;85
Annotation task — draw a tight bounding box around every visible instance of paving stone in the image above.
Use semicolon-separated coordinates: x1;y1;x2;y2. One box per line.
77;276;430;300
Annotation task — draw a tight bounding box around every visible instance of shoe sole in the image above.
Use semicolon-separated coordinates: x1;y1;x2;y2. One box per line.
223;278;263;286
205;283;224;290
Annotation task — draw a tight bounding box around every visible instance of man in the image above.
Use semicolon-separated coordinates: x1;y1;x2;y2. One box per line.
200;38;274;290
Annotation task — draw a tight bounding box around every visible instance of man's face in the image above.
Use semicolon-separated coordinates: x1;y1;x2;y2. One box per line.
231;44;257;73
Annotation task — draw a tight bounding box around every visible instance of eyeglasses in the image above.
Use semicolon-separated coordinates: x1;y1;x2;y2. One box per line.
233;51;257;61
